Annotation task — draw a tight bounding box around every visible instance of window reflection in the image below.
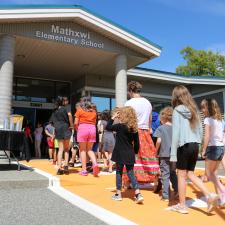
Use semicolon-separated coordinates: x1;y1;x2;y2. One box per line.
13;77;70;103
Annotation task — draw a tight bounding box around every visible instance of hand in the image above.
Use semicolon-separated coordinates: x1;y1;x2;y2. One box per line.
201;151;206;159
112;111;120;120
149;128;153;135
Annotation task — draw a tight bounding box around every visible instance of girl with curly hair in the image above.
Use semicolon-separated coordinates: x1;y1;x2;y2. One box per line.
106;106;144;203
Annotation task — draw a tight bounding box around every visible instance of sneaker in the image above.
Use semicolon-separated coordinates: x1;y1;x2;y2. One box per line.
112;193;122;201
79;170;88;176
206;193;219;212
93;165;100;177
134;193;144;204
218;193;225;206
64;166;69;175
56;168;64;175
68;162;74;167
161;197;169;202
169;204;188;214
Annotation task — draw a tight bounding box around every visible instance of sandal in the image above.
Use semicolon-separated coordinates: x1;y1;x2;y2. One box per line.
79;170;88;176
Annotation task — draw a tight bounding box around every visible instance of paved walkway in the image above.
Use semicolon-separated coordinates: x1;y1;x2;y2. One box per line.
22;160;225;225
0;164;107;225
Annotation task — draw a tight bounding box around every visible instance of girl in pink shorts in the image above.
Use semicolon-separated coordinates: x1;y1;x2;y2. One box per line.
75;101;99;176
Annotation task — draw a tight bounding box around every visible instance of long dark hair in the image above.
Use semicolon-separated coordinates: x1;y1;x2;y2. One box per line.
55;96;64;109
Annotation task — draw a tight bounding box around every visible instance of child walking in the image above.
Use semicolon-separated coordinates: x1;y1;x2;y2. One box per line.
169;85;219;214
154;106;178;201
101;110;115;173
106;106;144;203
201;98;225;206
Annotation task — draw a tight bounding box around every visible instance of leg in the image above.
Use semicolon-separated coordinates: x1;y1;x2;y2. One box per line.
160;159;170;200
221;154;225;172
108;152;113;172
177;169;188;207
63;139;70;167
126;164;144;203
37;140;41;158
57;140;64;169
116;163;123;193
70;147;77;164
87;142;99;176
79;142;88;172
86;142;97;165
125;164;139;192
102;150;108;168
170;162;178;193
205;160;225;194
187;171;210;197
48;147;53;160
53;148;57;164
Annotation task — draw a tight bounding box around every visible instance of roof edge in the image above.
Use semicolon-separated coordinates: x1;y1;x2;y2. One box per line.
0;4;162;51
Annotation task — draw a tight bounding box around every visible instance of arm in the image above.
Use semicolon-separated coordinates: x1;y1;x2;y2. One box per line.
149;112;152;134
45;129;54;139
170;110;180;162
201;124;210;158
74;117;79;131
133;132;140;154
155;138;161;157
68;112;74;129
106;119;121;132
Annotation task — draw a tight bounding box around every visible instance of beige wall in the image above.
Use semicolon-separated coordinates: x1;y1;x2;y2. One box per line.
0;22;143;57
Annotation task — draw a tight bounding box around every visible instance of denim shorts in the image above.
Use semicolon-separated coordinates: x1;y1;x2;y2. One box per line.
206;146;225;161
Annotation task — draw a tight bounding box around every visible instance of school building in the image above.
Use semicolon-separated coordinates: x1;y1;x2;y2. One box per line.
0;5;225;127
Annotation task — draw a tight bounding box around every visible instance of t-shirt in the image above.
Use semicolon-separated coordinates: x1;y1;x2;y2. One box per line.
45;124;55;136
125;97;152;129
204;117;224;146
154;124;172;157
152;111;160;135
75;108;96;125
64;104;71;114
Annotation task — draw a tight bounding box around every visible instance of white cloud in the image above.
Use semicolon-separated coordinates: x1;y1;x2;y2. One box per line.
207;43;225;56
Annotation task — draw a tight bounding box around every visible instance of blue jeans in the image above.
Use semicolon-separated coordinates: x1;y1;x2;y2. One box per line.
116;164;139;190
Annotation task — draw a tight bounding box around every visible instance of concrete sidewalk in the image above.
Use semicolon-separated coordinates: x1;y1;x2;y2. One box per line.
0;163;108;225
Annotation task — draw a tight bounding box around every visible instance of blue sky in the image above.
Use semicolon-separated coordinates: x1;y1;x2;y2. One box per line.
1;0;225;73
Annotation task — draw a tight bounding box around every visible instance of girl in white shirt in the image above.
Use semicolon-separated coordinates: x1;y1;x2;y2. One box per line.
201;98;225;206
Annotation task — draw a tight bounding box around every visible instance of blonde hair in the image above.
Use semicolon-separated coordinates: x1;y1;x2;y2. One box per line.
171;85;199;129
120;106;138;132
200;98;222;120
160;106;173;123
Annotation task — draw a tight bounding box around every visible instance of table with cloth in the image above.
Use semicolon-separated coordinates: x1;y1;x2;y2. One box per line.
0;130;31;170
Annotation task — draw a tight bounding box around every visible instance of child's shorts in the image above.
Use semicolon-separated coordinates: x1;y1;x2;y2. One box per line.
206;146;225;161
54;139;59;149
77;124;96;142
47;137;54;148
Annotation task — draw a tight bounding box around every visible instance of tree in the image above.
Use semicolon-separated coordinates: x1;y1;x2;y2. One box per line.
176;46;225;76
